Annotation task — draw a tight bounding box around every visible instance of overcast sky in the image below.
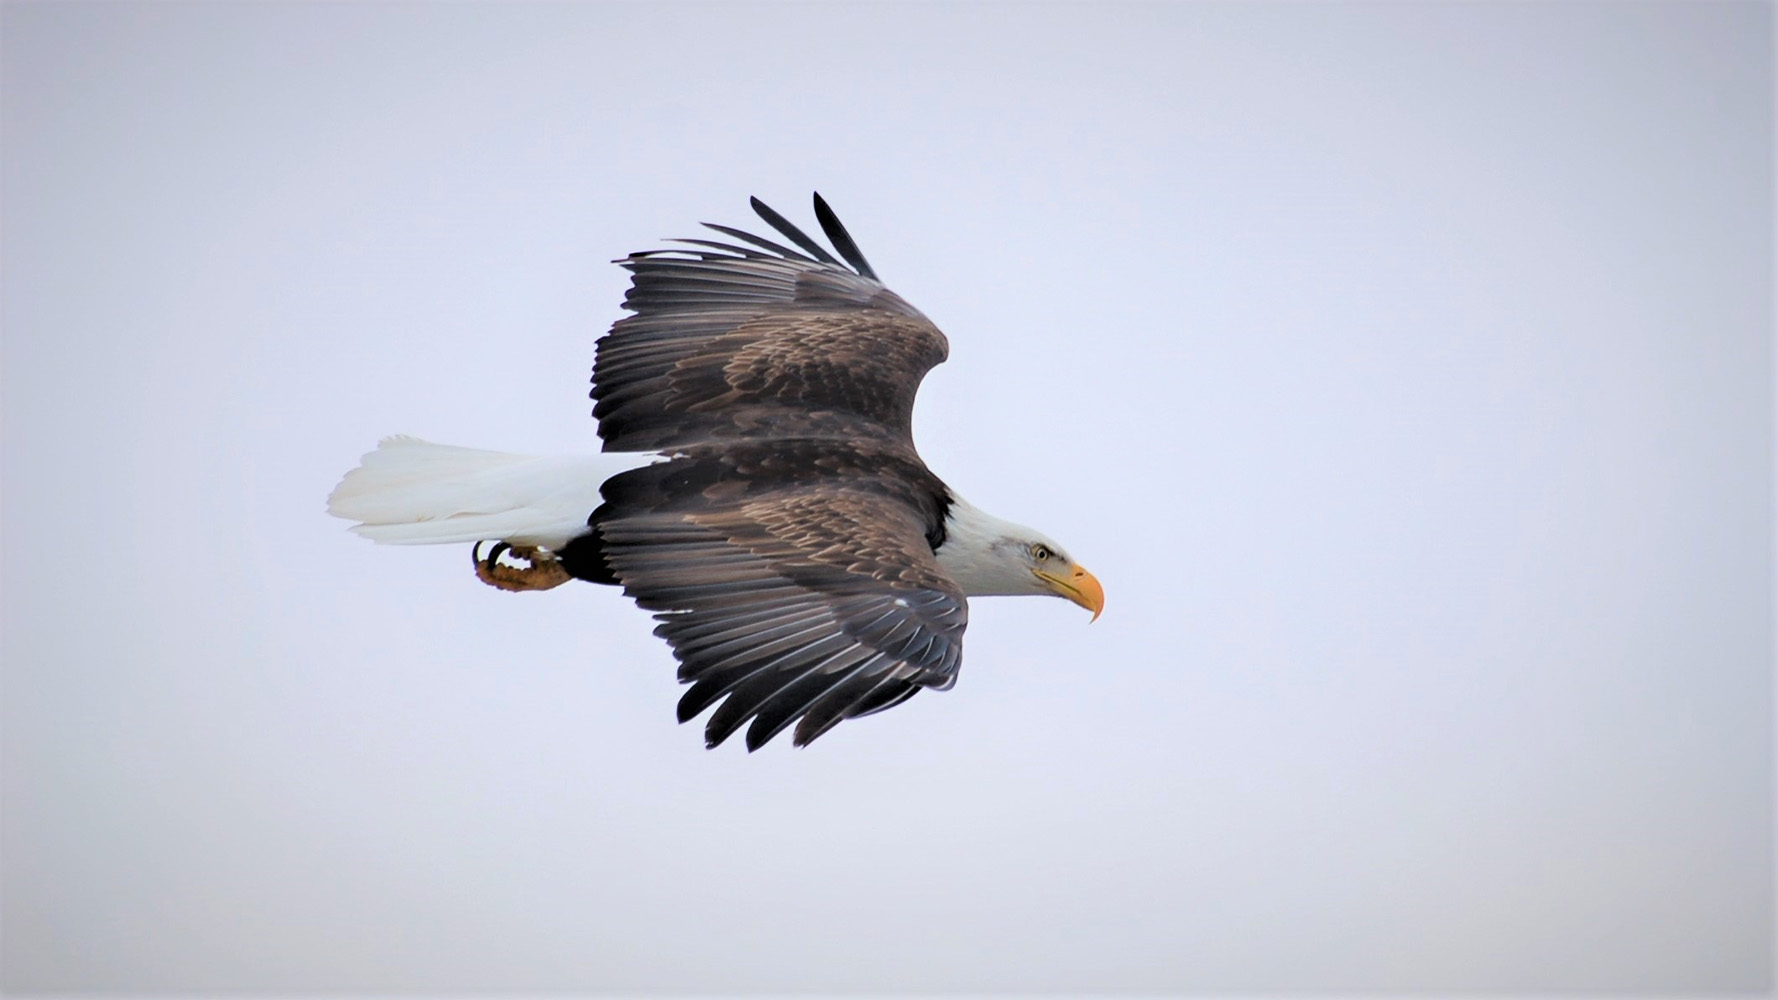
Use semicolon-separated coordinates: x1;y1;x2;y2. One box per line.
2;1;1771;994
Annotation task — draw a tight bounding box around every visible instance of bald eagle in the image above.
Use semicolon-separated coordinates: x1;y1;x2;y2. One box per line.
328;194;1103;750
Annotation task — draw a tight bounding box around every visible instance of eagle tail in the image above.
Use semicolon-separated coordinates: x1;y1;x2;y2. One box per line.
326;435;639;550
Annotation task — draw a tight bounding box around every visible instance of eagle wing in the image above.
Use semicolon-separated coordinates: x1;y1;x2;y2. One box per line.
592;195;949;452
599;485;966;750
583;196;968;749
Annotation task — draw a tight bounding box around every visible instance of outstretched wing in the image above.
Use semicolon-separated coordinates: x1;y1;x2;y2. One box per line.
593;194;949;453
598;487;967;750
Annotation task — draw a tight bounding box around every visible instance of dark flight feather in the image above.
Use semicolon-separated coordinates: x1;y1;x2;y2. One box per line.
749;195;843;267
812;192;878;280
698;223;815;264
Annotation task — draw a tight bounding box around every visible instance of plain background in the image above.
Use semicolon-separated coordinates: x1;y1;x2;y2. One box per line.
2;1;1771;994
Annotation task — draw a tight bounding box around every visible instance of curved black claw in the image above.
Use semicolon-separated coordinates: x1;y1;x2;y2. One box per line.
472;540;571;592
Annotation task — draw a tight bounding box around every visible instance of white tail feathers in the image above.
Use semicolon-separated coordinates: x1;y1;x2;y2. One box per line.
327;436;647;549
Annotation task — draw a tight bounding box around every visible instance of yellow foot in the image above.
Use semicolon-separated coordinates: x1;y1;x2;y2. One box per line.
473;541;571;592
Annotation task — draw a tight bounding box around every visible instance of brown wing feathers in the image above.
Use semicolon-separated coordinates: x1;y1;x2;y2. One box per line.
592;197;947;454
580;196;966;749
598;488;966;749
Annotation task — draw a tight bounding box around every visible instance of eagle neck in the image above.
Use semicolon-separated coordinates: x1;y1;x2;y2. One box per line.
934;495;1042;597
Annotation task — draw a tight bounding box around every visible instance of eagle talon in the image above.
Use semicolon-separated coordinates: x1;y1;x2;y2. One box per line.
473;541;571;592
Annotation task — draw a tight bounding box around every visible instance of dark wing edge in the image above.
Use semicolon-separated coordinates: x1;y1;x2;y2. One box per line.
748;195;843;268
598;491;968;750
743;193;877;280
811;192;878;280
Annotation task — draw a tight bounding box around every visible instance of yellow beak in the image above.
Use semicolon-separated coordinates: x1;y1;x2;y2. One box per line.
1038;564;1105;622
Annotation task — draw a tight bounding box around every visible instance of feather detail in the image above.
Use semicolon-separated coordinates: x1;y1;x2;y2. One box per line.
327;436;648;548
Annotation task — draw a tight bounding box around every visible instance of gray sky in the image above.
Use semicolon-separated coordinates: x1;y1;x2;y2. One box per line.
2;1;1770;994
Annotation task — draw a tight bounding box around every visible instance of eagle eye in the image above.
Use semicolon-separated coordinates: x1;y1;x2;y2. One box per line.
1031;544;1053;562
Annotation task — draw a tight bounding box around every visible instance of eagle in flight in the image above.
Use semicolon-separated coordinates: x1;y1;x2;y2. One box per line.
328;194;1103;750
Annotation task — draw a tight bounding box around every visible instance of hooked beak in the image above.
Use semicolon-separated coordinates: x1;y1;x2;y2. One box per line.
1037;564;1105;622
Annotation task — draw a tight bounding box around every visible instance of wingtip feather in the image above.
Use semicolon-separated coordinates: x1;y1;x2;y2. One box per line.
811;191;878;280
750;195;842;267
